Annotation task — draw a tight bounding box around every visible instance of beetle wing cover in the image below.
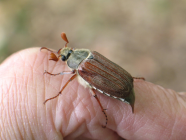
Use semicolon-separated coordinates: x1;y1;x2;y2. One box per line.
78;51;133;98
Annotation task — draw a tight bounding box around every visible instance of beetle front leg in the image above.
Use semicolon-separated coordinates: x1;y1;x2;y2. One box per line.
91;89;108;128
40;47;56;53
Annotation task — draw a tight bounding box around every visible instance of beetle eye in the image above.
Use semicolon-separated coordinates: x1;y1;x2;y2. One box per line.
66;50;73;59
61;55;66;61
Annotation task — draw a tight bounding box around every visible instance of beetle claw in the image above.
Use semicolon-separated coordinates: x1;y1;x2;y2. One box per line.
43;70;47;75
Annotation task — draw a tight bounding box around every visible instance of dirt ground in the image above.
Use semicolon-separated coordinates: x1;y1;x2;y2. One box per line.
0;0;186;92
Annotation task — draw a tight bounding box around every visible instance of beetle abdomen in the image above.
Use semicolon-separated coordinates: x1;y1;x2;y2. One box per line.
78;51;133;98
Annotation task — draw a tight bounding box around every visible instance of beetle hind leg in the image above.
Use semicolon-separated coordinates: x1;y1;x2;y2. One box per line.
91;89;108;128
133;77;145;80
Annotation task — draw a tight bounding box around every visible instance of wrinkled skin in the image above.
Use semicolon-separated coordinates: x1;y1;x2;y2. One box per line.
0;48;186;140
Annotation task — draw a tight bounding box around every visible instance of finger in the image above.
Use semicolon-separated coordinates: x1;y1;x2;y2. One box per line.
0;48;123;140
2;48;186;140
40;48;124;139
0;48;67;140
110;79;186;139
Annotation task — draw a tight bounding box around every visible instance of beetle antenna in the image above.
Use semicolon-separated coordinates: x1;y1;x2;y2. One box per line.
61;32;69;47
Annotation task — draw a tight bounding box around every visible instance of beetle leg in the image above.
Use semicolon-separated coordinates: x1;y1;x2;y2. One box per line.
91;89;108;128
43;70;75;76
44;74;77;104
133;77;145;80
40;47;56;53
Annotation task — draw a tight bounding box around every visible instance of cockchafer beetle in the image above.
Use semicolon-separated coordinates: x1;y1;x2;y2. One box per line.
41;32;145;128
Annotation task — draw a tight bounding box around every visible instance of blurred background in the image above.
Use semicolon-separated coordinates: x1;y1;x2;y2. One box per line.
0;0;186;92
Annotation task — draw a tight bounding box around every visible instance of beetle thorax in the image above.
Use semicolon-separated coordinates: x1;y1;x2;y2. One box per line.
66;49;91;70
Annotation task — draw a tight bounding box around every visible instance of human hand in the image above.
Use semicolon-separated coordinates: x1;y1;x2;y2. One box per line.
0;48;186;140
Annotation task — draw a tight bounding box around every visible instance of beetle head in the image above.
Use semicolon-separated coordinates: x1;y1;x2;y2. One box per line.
60;47;73;61
58;32;74;61
41;32;73;62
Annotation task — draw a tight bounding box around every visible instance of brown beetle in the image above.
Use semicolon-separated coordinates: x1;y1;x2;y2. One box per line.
41;32;144;128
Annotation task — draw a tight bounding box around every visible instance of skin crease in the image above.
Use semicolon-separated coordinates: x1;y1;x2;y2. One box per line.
0;48;186;140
